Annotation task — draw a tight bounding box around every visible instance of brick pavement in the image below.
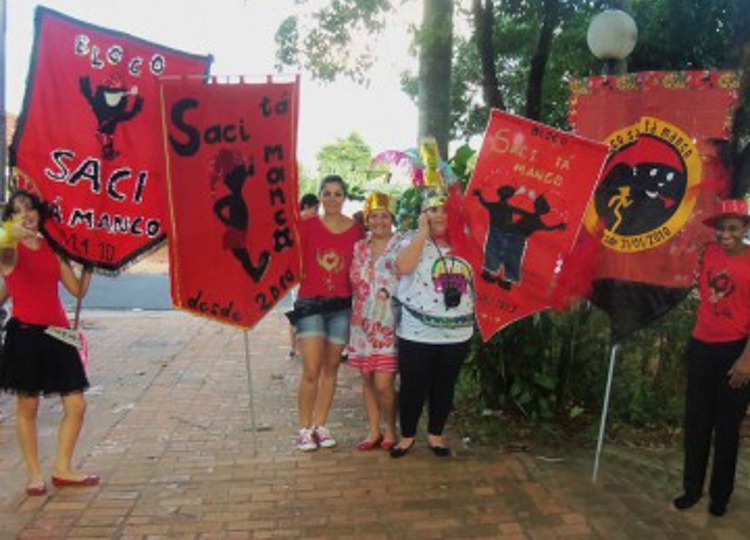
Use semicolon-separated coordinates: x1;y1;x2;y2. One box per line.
1;309;749;539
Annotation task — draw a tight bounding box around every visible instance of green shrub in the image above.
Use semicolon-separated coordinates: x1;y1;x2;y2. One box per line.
458;296;698;435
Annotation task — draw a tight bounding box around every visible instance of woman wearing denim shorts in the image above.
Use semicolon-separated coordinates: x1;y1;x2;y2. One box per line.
291;176;364;451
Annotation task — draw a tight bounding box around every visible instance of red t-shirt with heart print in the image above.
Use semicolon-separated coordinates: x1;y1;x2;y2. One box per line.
298;216;364;299
692;243;750;343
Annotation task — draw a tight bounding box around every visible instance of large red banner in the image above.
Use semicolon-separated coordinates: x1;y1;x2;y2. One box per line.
161;79;300;329
10;7;211;272
466;110;608;340
570;71;737;286
569;71;738;341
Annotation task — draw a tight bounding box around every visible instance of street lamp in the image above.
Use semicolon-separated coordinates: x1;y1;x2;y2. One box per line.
587;9;638;75
586;6;638;484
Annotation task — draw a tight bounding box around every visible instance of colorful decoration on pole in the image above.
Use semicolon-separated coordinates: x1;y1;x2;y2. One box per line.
368;150;419;190
419;137;445;188
465;110;609;341
10;7;211;272
369;142;455;192
160;77;301;329
569;70;739;342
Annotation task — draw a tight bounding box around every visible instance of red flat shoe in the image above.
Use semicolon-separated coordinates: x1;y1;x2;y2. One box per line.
356;435;383;451
26;481;47;497
380;439;396;451
51;475;100;487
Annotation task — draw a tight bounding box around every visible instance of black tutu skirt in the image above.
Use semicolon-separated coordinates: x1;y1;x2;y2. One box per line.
0;318;89;396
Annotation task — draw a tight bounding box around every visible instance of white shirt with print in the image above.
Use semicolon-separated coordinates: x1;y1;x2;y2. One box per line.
395;231;475;344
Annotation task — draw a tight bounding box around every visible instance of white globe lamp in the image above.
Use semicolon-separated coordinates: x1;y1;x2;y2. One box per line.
587;9;638;73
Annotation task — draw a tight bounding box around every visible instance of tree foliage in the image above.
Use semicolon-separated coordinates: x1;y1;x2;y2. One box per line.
297;162;318;198
315;131;373;199
276;0;747;144
275;0;393;84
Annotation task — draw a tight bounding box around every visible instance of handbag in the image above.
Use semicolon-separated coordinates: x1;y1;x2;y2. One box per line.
286;296;352;325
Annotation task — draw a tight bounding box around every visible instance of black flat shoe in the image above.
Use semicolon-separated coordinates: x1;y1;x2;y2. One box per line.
427;444;451;457
673;493;701;510
389;440;415;459
709;500;727;517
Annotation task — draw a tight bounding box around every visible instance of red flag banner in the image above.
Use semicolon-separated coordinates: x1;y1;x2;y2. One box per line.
465;110;608;341
161;78;300;329
569;71;738;341
10;7;211;272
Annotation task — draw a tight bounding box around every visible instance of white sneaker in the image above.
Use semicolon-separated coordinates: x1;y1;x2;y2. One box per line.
297;428;317;452
313;425;337;448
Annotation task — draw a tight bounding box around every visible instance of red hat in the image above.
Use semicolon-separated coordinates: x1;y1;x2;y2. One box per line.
702;199;750;227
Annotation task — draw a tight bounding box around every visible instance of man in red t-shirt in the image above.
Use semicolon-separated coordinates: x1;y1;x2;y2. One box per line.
673;199;750;517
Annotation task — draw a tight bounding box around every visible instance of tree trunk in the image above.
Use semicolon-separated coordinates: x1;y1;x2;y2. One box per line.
418;0;454;159
525;0;560;120
731;0;750;196
473;0;504;112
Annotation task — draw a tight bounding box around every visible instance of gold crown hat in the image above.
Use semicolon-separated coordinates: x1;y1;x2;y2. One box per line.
363;191;396;221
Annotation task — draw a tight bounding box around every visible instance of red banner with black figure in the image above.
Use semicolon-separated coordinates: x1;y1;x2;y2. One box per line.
10;7;211;272
466;110;609;341
161;78;301;329
569;71;738;342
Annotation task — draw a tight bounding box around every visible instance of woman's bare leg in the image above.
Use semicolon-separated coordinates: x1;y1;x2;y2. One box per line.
298;337;325;428
53;392;88;479
361;373;381;440
16;395;43;485
375;372;397;443
312;341;344;427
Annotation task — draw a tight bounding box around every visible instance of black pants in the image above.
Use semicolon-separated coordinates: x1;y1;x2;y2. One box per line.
682;338;750;505
397;337;470;438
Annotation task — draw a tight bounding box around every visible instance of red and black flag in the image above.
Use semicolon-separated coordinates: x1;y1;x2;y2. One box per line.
10;7;211;272
569;71;738;342
160;78;301;329
465;110;608;340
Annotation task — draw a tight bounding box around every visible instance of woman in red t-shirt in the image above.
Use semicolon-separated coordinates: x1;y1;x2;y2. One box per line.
673;199;750;517
0;190;95;496
291;176;364;451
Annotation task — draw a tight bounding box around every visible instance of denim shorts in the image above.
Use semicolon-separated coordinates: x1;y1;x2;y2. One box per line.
295;308;352;345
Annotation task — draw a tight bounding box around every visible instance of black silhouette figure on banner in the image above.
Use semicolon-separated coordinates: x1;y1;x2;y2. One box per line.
474;186;565;290
79;75;144;161
211;149;270;283
594;146;687;236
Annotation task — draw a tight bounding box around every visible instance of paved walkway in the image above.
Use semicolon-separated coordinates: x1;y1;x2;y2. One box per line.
1;310;749;539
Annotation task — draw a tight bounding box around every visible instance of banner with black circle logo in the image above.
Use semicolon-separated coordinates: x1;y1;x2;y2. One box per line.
569;71;738;341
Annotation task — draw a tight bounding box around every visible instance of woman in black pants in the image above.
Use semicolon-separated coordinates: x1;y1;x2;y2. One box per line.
673;199;750;517
390;191;475;457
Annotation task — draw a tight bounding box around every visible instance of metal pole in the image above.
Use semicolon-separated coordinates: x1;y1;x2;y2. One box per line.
592;342;619;482
0;0;6;201
243;330;258;457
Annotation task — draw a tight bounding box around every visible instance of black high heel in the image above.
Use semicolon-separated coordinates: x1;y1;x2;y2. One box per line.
389;440;415;459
